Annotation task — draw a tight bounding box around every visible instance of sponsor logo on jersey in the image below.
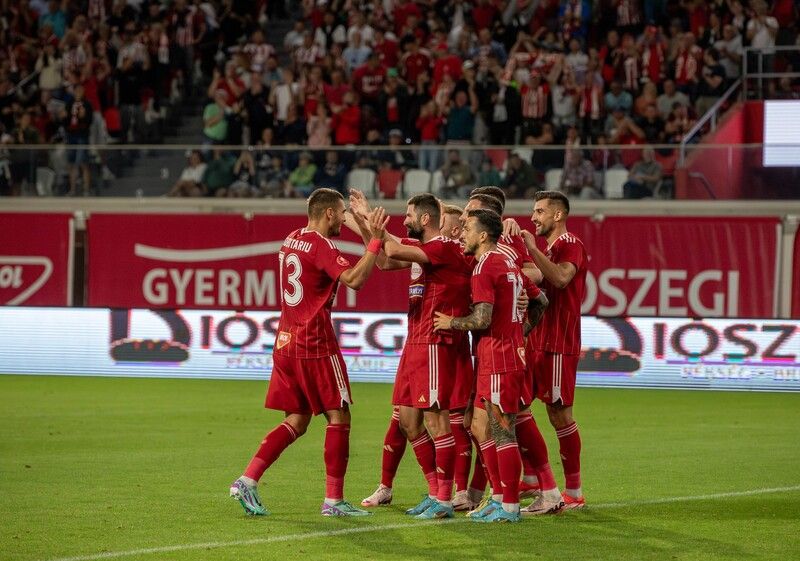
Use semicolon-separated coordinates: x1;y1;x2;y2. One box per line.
410;262;423;280
409;283;424;298
276;331;292;349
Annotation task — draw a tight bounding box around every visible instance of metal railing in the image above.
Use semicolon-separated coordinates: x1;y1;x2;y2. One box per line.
679;78;742;165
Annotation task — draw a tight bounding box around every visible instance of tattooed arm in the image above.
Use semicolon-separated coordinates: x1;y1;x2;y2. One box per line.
523;291;549;336
432;303;493;332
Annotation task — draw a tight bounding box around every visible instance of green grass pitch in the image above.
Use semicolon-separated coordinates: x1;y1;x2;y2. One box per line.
1;374;799;561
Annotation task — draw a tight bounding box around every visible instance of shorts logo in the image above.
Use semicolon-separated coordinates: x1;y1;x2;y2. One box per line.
418;394;427;403
543;390;550;399
276;331;292;349
517;347;526;366
336;256;350;267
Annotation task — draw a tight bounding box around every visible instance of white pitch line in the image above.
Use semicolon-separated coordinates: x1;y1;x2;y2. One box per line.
45;485;800;561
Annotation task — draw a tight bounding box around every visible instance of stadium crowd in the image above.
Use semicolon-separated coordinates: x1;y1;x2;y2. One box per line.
0;0;798;198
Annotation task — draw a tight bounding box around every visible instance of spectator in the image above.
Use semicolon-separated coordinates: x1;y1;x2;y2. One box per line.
62;83;93;195
168;150;207;197
636;105;666;143
477;157;502;188
10;112;41;192
331;91;361;144
551;65;578;131
565;38;589;83
377;69;410;135
444;89;478;143
315;11;347;53
276;104;307;145
342;32;372;73
400;37;431;85
416;100;443;172
39;0;67;39
116;24;148;144
469;28;508;66
313;150;348;194
372;27;399;68
270;68;298;126
623;148;663;199
287;151;317;197
502;152;538;198
604;80;633;114
746;1;778;56
307;103;332;148
378;129;416;170
35;42;63;94
672;32;703;95
208;62;245;106
203;90;229;147
439;149;475;198
634;82;658;117
695;48;726;116
201;149;236;197
560;149;600;199
284;19;307;52
242;76;272;145
347;12;375;47
352;53;386;107
664;103;697;143
521;71;550;138
228;150;258;197
657;79;690;118
259;154;290;198
715;25;743;80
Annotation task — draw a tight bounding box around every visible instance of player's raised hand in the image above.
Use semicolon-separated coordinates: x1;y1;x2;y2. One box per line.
369;206;389;240
349;188;371;219
521;229;536;249
432;311;453;331
502;218;521;238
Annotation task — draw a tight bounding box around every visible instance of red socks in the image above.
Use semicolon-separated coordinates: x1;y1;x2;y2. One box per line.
469;431;488;492
380;410;407;488
449;412;472;492
496;441;522;505
433;433;456;502
244;421;299;481
556;422;582;491
324;423;350;501
479;439;502;496
410;432;438;496
515;410;558;490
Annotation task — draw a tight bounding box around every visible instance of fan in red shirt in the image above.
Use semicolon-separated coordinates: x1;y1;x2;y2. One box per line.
352;53;386;105
520;190;588;513
230;189;387;518
352;192;474;519
400;38;431;85
433;208;548;522
331;91;361;144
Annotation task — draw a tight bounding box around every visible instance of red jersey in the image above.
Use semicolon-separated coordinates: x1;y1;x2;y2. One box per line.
472;251;526;375
274;228;351;359
401;51;431;84
352;64;386;100
528;232;587;355
497;234;534;270
405;237;472;346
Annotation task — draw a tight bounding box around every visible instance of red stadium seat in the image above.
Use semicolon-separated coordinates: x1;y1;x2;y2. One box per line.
377;168;404;199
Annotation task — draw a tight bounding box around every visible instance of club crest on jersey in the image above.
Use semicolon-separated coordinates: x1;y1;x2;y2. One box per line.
336;256;350;267
276;331;292;349
517;347;526;365
410;262;423;280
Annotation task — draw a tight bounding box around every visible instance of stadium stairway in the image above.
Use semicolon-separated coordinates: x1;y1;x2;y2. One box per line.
102;94;207;197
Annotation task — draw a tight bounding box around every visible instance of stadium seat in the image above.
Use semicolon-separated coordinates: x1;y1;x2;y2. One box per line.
377;168;404;199
604;168;629;199
484;149;508;173
430;169;445;197
402;169;432;195
35;167;56;196
346;168;377;197
544;168;563;191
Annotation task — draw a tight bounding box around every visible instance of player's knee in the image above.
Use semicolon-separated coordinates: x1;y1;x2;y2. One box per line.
545;405;573;429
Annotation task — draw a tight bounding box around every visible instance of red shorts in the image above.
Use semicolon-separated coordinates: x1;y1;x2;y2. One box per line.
266;352;352;415
393;343;472;410
530;351;578;406
473;369;525;414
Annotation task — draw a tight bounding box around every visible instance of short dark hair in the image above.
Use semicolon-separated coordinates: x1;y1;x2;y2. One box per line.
467;209;502;244
468;193;503;216
407;193;441;225
470;186;506;211
534;190;570;214
307;188;344;219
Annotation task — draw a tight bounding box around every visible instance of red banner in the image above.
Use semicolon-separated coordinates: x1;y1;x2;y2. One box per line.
793;229;800;318
88;213;781;317
508;215;781;318
87;213;409;311
0;213;74;306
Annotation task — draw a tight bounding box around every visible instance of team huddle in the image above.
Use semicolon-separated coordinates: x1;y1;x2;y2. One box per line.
230;184;587;522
